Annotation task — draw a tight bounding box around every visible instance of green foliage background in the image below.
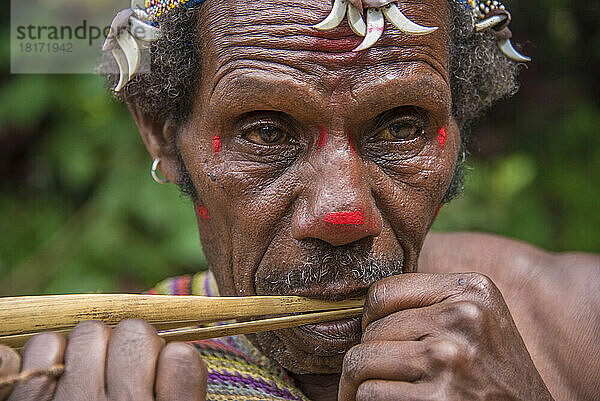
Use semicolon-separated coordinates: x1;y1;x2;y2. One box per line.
0;0;598;296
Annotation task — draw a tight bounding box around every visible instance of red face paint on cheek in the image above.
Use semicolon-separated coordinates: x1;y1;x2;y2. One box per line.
197;205;210;220
437;126;447;148
317;126;328;150
348;131;356;153
434;204;442;218
323;211;365;225
212;135;222;154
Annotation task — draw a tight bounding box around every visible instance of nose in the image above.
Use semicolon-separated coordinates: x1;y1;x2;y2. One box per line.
292;133;383;247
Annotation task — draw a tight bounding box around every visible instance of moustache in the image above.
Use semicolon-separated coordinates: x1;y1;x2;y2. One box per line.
256;238;404;295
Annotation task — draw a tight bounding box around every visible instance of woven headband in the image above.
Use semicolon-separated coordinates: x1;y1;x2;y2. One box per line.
104;0;530;92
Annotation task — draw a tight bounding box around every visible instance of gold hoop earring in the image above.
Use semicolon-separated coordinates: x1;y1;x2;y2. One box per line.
151;158;169;184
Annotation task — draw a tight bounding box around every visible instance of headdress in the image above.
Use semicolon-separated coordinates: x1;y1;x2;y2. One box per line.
104;0;529;92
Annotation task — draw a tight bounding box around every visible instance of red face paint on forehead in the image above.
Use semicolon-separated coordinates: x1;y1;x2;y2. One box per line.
317;126;328;150
323;211;365;225
437;126;447;148
213;135;222;154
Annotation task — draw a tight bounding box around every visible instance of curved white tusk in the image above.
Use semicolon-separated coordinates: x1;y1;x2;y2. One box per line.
497;38;531;62
474;14;507;32
130;0;146;9
129;16;162;41
347;4;367;36
111;47;130;92
313;0;348;31
116;31;141;81
382;3;437;35
353;8;385;52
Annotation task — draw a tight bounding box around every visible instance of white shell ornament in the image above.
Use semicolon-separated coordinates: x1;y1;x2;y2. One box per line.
103;0;163;92
312;0;438;51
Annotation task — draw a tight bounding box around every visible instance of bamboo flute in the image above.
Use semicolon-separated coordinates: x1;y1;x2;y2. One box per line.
0;294;365;347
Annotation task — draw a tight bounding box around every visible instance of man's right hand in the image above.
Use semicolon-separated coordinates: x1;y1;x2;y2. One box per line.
0;320;208;401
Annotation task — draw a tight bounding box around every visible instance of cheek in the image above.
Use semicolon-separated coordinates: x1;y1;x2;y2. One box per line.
437;125;447;147
212;135;222;154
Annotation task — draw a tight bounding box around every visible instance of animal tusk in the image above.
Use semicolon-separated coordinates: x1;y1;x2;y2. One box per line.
313;0;348;31
382;3;437;35
353;7;385;51
474;14;508;32
347;3;367;36
497;38;531;62
111;47;130;92
129;16;162;41
116;31;141;83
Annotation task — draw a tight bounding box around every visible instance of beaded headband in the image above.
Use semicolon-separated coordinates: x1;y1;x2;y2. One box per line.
104;0;530;92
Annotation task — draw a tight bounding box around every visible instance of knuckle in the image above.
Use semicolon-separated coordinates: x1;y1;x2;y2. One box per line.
427;340;466;368
0;345;21;372
342;345;367;382
24;331;64;351
113;318;157;338
364;279;393;323
356;381;375;401
361;317;387;342
69;320;109;339
162;342;202;368
450;301;486;327
463;273;497;301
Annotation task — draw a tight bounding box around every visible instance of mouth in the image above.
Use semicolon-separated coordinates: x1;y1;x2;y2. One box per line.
298;315;362;345
276;289;366;350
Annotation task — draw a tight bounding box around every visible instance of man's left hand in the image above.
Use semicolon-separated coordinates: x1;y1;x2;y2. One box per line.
338;273;554;401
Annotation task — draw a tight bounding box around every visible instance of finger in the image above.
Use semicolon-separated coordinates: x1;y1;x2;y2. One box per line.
363;272;497;329
355;379;439;401
0;345;21;400
105;319;165;400
338;341;428;401
53;321;111;400
362;300;489;343
155;342;207;401
7;332;66;401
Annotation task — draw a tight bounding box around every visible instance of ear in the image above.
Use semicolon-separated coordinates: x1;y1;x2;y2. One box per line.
127;102;181;185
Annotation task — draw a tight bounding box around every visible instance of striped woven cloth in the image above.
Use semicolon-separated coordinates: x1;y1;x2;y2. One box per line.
148;271;311;401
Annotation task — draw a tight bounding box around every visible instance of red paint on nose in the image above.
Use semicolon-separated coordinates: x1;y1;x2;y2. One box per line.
213;135;222;154
197;205;210;219
437;126;447;148
317;126;328;150
323;211;365;225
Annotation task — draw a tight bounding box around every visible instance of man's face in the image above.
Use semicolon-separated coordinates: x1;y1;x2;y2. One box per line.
174;0;458;373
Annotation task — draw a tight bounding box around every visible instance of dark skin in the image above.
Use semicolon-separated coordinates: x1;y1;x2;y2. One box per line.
1;0;599;399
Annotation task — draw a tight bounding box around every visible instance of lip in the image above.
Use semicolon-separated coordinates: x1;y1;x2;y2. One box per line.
296;316;362;348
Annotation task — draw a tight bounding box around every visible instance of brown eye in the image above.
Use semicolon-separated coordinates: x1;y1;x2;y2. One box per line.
378;122;419;140
245;126;286;145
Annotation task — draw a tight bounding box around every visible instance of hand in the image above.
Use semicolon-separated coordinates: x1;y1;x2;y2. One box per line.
338;273;554;400
0;320;208;401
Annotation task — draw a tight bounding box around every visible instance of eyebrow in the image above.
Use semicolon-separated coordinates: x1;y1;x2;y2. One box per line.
208;63;451;124
350;67;451;122
209;67;324;120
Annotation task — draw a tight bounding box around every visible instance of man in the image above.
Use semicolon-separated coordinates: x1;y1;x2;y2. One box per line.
0;0;598;399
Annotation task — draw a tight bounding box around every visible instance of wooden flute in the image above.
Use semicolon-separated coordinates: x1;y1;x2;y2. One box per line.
0;294;365;349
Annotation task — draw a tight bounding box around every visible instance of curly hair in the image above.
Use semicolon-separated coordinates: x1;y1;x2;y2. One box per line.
101;0;521;202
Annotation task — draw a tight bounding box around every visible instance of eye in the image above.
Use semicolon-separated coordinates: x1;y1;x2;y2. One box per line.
244;125;287;145
377;122;421;141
